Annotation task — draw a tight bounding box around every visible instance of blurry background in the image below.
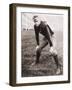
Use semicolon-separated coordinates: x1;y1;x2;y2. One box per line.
21;13;63;32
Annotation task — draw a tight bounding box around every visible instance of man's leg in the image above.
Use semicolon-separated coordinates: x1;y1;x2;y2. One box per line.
52;52;61;75
35;47;41;63
35;37;48;64
53;54;59;68
51;35;61;74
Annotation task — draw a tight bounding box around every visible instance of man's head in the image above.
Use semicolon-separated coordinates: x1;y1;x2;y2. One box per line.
33;15;41;26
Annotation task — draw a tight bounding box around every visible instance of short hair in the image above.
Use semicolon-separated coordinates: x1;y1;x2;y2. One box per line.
33;15;38;19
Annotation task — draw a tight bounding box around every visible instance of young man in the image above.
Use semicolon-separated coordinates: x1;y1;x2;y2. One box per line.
32;15;61;75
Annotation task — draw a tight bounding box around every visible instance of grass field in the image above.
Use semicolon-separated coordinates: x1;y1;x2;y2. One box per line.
21;30;63;77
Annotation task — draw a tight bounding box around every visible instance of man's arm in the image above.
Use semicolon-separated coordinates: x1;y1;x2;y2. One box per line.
47;25;54;35
44;25;53;47
34;26;39;45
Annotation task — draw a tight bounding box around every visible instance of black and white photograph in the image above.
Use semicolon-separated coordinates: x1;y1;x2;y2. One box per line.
21;13;63;77
9;4;70;86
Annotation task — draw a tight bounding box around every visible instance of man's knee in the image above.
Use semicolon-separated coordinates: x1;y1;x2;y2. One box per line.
51;49;58;56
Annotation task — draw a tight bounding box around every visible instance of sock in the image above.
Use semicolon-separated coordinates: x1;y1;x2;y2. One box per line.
53;55;59;68
36;50;41;63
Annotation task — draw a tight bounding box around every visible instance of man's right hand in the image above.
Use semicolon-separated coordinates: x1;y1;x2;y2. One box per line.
36;45;39;51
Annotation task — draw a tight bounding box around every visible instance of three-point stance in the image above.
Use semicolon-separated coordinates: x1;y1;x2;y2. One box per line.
32;15;61;75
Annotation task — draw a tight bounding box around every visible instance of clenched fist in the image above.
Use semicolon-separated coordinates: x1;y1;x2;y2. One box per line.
36;45;40;51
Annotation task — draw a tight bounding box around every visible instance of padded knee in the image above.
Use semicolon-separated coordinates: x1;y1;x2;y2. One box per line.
50;49;58;56
53;50;57;56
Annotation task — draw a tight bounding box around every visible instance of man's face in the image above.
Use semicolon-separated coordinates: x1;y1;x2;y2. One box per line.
33;17;41;26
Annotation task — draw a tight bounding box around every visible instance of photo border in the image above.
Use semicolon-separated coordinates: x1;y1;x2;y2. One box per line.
9;3;70;86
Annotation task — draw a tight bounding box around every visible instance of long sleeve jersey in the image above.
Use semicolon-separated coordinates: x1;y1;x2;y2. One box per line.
34;21;54;46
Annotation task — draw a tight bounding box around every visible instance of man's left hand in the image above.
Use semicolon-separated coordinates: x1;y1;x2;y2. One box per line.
49;46;54;53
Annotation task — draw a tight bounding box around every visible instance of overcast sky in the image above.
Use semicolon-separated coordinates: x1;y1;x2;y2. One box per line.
21;13;63;32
